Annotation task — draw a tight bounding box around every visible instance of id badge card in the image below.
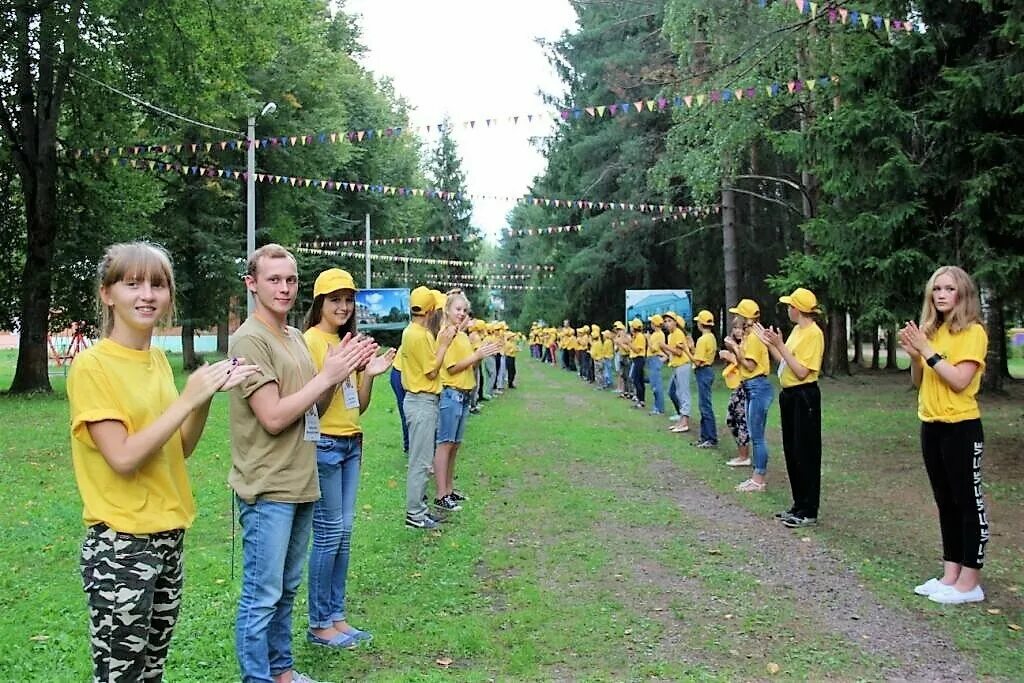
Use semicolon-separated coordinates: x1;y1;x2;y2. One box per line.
341;376;360;410
777;359;787;379
303;405;321;441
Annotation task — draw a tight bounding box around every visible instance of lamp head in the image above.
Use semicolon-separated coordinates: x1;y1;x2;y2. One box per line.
259;102;277;118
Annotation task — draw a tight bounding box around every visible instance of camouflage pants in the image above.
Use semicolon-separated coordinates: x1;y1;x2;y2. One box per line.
80;524;185;682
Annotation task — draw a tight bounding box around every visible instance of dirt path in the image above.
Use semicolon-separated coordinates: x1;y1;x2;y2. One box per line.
485;363;982;681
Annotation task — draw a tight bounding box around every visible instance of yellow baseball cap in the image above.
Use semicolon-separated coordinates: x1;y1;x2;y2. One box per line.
410;286;436;314
694;310;715;326
664;311;685;327
629;318;643;330
613;321;626;330
313;268;358;297
430;290;447;311
649;314;664;326
779;287;820;314
728;299;760;319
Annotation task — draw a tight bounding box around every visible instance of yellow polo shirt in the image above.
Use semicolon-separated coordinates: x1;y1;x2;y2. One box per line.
740;331;770;380
694;331;717;367
918;322;987;422
780;323;824;388
399;322;441;394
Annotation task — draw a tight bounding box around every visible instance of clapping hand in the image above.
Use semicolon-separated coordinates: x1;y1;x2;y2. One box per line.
324;333;378;383
476;341;502;359
898;321;928;359
753;322;783;348
181;357;260;408
364;347;397;377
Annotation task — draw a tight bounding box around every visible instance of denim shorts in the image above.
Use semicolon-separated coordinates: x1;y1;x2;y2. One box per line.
436;386;471;444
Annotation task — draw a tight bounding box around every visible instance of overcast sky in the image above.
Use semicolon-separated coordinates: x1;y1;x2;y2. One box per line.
340;0;578;242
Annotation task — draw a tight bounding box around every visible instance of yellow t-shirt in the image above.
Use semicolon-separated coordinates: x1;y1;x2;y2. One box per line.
694;331;717;367
629;332;647;359
723;362;741;390
392;349;403;372
400;322;441;394
441;330;476;391
780;323;824;388
649;330;666;358
504;334;519;357
68;339;195;533
665;329;689;367
603;338;615;359
740;330;770;380
303;327;362;436
918;322;987;422
577;334;590;351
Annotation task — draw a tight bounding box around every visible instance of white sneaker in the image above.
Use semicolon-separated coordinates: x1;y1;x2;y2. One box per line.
928;585;985;604
913;577;950;596
668;414;682;422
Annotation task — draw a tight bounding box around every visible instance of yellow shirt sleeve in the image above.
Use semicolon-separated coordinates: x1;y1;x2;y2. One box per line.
740;331;770;379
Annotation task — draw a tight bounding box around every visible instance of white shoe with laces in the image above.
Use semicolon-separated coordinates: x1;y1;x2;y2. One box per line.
913;577;950;596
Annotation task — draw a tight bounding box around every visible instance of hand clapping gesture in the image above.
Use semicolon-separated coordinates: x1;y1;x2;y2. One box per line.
323;333;378;383
476;341;502;360
898;321;929;360
753;322;783;349
364;347;397;377
181;357;260;409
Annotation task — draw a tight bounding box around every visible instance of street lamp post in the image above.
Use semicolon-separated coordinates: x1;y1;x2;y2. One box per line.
246;101;277;318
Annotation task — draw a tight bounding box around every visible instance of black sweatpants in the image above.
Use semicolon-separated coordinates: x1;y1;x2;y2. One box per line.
507;356;517;387
780;382;822;518
921;419;988;569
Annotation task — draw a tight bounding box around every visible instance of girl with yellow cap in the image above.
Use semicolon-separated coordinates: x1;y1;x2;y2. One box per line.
723;299;772;492
303;268;396;645
755;288;824;528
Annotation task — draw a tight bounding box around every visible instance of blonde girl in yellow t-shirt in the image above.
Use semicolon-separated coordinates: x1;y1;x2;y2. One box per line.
434;291;501;511
303;268;394;647
756;288;825;528
723;299;773;492
68;243;258;681
898;266;989;605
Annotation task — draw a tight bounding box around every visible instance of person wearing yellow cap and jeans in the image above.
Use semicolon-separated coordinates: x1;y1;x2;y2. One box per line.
724;299;773;492
628;319;648;408
399;287;456;529
692;310;719;447
646;315;668;415
302;269;396;648
755;288;824;527
663;312;694;431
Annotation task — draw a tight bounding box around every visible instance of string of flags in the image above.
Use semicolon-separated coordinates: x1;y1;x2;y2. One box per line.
66;75;839;160
425;280;555;292
760;0;926;34
294;246;555;271
98;156;706;215
370;271;555;282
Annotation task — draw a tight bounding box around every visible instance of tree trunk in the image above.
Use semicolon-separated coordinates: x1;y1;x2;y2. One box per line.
981;291;1004;392
181;321;198;371
722;179;738;309
885;325;899;370
870;330;881;370
824;309;850;376
852;324;863;367
218;310;230;355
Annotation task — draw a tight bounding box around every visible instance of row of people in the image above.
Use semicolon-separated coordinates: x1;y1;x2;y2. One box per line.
530;269;989;606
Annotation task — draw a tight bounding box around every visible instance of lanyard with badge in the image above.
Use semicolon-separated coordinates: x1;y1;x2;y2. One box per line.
255;313;321;441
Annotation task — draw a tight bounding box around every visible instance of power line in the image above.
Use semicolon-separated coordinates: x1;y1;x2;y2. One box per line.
72;69;244;136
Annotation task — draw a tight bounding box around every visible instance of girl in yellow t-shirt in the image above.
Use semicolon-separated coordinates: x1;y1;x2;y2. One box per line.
723;299;773;492
899;266;989;605
303;268;394;646
435;292;500;510
756;288;825;528
719;316;750;470
68;242;258;681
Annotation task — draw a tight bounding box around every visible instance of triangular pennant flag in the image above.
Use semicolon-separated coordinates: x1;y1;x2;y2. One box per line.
696;94;706;107
330;133;338;143
204;143;213;152
684;95;693;108
585;107;595;117
839;7;848;22
810;2;817;15
646;100;656;111
633;100;644;112
795;0;805;13
806;79;817;91
735;88;744;100
357;131;365;141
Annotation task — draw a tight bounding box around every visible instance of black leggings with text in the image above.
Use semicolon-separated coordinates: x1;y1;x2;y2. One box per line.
920;419;988;570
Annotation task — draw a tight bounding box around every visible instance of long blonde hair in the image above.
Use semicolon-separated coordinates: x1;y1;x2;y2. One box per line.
97;242;176;336
919;265;982;337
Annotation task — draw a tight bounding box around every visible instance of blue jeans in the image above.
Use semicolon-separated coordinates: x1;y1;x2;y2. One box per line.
437;387;471;444
743;376;774;476
695;366;718;444
308;435;362;629
668;363;692;417
630;357;646;403
647;356;666;413
236;498;314;683
389;368;408;452
603;359;613;388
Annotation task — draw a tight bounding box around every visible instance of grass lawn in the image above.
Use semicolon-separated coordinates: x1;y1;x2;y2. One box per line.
0;350;1020;681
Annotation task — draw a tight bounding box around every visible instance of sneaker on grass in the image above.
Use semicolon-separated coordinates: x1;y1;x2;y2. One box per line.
434;495;462;512
405;514;440;530
782;515;817;528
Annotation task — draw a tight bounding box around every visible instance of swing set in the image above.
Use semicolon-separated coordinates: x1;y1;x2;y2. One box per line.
48;321;91;374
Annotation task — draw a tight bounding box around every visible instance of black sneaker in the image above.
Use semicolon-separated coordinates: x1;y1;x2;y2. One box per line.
782;515;818;528
434;495;462;511
773;509;797;520
449;490;467;502
405;514;440;530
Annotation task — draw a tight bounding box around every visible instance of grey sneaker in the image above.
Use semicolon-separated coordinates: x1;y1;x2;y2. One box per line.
405;514;440;530
782;515;817;528
292;672;328;683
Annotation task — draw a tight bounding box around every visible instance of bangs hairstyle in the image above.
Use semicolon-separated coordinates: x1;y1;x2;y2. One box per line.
246;243;296;278
920;265;983;337
303;291;358;337
98;242;176;336
444;289;469;325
